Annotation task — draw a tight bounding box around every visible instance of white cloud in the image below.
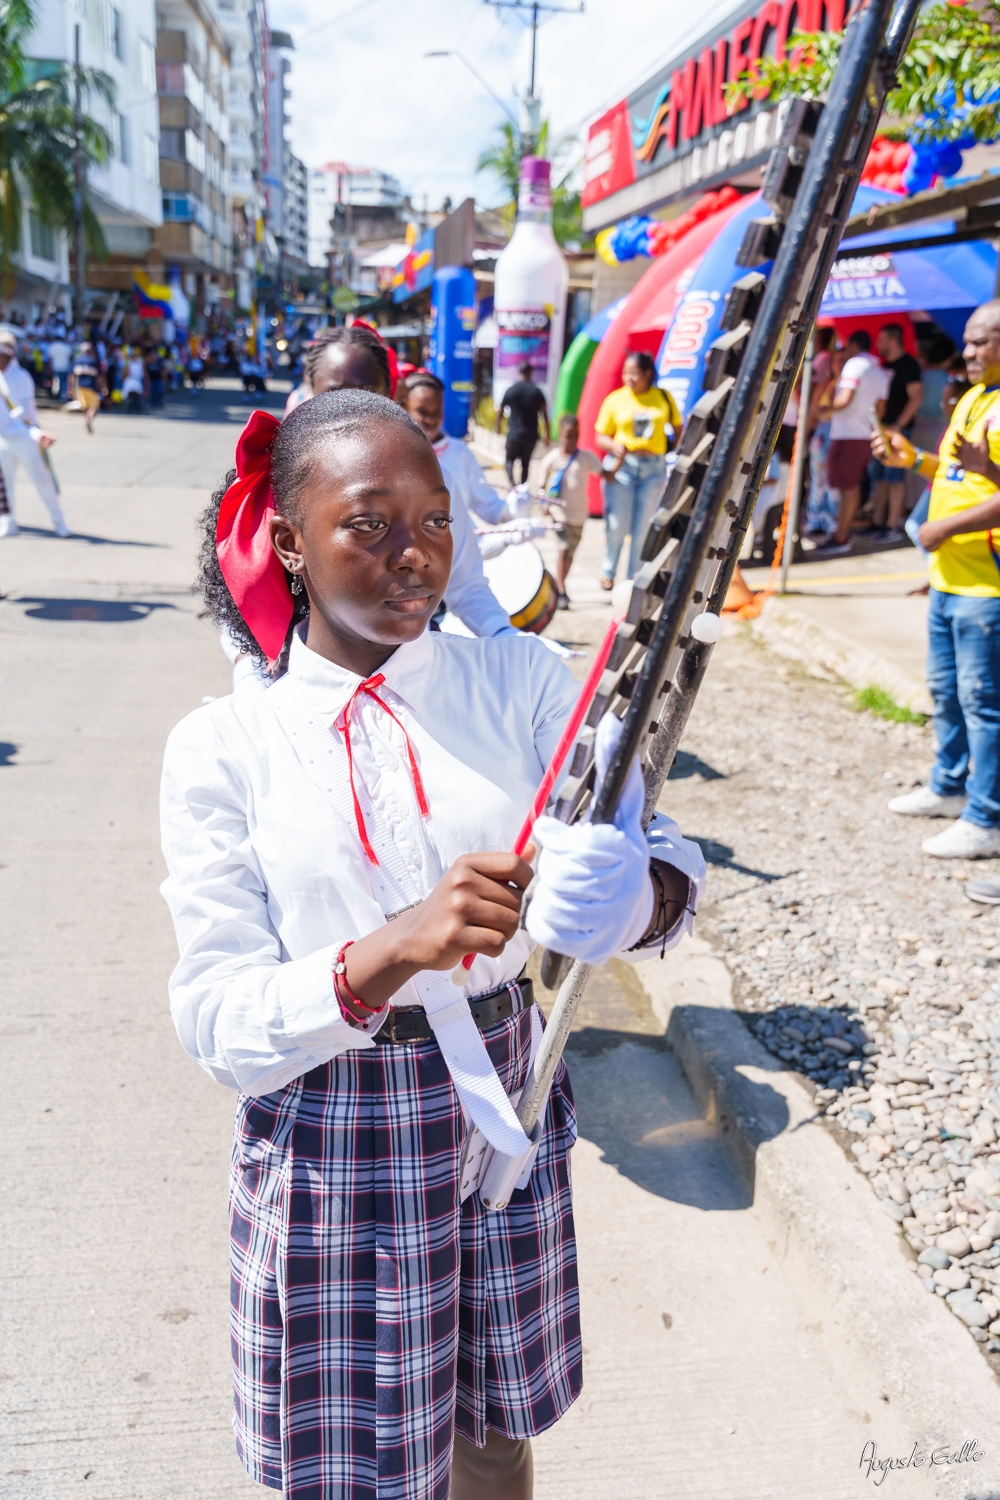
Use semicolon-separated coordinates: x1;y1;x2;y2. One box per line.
269;0;746;210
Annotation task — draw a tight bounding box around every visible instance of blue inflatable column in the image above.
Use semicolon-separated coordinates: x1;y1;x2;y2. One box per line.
430;266;477;437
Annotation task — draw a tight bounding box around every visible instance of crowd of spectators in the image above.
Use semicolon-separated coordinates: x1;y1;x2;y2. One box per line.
0;310;278;415
801;321;962;559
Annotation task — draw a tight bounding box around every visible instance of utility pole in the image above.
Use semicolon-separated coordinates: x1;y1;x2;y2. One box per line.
73;23;86;334
484;0;583;155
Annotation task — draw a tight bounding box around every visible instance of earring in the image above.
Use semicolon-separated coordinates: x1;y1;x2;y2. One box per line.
289;572;304;596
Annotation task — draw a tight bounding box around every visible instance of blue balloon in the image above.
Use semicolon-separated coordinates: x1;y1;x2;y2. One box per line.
902;158;934;194
932;142;964;179
609;216;653;263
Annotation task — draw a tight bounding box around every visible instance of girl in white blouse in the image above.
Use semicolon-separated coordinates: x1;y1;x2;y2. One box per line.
160;390;704;1500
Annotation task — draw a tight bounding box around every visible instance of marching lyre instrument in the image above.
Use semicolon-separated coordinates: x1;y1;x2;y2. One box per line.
479;0;926;1189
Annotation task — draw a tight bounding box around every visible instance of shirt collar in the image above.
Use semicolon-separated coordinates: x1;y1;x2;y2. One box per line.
431;432;448;453
287;622;435;720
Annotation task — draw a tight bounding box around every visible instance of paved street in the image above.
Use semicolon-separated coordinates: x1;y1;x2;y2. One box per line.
1;396;922;1499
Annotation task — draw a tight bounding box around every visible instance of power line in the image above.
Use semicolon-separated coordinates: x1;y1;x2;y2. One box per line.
297;0;385;42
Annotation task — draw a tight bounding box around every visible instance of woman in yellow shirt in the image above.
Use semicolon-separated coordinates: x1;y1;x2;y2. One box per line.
594;351;680;588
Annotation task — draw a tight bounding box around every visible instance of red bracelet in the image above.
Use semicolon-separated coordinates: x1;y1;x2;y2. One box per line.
333;940;384;1022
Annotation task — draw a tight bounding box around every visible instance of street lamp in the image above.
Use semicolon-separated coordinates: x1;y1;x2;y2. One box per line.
482;0;584;153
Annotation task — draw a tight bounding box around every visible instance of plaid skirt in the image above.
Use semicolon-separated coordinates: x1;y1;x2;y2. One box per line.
229;1005;582;1499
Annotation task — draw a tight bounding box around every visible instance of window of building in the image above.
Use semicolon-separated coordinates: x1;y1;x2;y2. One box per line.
28;212;55;262
112;7;124;60
140;38;155;94
162;193;208;230
162;193;193;223
156;60;184;95
117;113;130;164
143;132;160;184
159;128;183;160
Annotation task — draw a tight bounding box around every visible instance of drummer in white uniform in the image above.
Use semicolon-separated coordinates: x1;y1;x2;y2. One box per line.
401;372;516;527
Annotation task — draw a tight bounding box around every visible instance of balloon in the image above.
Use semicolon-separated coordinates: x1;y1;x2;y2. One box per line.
932;142;963;179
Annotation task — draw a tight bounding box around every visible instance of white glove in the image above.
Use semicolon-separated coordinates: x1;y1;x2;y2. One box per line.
476;518;547;560
526;712;653;965
506;483;534;519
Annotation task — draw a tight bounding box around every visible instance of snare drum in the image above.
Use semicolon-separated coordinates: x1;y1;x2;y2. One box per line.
482;540;558;635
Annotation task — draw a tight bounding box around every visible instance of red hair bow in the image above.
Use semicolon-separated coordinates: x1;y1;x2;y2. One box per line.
215;409;293;664
351;318;399;396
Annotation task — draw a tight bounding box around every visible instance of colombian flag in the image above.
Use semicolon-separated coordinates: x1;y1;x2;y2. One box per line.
132;270;173;319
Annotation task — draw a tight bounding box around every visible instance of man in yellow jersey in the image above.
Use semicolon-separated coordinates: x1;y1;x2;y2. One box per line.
874;301;1000;860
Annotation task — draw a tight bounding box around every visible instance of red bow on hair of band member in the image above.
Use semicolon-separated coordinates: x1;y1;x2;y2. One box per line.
351;318;399;397
215;409;293;664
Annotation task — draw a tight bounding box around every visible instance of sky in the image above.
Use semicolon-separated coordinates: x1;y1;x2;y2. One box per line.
268;0;744;211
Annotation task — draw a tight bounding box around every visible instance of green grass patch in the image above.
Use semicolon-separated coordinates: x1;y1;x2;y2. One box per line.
852;684;926;725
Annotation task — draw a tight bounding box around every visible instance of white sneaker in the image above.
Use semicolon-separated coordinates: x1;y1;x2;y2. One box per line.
922;820;1000;859
888;786;967;818
0;514;19;537
53;520;71;538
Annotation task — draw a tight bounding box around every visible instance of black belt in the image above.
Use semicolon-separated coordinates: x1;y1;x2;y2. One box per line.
374;976;534;1045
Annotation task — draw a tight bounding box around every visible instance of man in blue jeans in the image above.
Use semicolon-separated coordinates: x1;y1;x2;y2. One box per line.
875;300;1000;859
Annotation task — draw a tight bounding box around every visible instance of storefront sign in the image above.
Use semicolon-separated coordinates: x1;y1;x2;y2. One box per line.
583;0;849;227
820;253;907;309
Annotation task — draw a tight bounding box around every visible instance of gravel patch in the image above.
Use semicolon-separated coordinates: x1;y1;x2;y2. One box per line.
660;624;1000;1360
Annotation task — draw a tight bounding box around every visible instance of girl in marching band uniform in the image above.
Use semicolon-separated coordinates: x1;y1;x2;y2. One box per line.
160;389;704;1500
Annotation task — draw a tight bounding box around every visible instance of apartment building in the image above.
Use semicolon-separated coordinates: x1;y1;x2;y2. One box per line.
14;0;161;321
308;163;407;279
283;152;309;276
213;0;268;310
153;0;233;322
265;28;308;284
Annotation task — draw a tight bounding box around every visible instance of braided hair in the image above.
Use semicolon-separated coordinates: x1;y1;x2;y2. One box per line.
199;389;426;673
303;324;392;393
402;370;443;398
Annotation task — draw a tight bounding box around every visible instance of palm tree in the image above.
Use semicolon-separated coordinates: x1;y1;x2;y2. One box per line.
0;0;115;295
476;118;588;246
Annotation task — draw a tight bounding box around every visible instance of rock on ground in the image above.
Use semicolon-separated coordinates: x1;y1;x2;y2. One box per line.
660;623;1000;1364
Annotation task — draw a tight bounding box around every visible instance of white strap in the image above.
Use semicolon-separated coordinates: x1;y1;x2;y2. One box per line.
268;677;532;1158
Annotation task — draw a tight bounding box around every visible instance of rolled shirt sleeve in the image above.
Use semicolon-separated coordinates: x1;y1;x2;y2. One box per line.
454;442;510;526
444;489;518;637
160;716;378;1096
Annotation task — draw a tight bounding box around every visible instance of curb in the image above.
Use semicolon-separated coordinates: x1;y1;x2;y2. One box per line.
748;593;933;716
640;936;999;1491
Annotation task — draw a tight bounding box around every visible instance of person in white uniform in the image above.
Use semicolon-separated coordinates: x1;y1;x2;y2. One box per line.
0;330;67;538
304;324;512;639
162;389;705;1500
400;371;512;526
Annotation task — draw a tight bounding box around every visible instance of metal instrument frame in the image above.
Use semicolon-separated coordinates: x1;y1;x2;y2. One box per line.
518;0;923;1138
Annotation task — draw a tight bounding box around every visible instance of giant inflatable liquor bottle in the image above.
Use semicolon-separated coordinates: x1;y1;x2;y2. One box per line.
492;156;568;411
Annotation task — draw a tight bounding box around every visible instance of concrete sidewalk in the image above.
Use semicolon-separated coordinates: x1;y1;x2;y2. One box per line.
747;545;932;713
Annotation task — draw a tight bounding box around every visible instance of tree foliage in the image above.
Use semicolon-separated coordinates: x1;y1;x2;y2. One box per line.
0;0;116;292
475;118;590;246
725;2;1000;143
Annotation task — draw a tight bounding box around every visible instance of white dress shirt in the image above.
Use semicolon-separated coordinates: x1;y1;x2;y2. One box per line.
0;359;39;428
439;476;514;638
0;391;32;443
160;627;703;1099
433;432;510;526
